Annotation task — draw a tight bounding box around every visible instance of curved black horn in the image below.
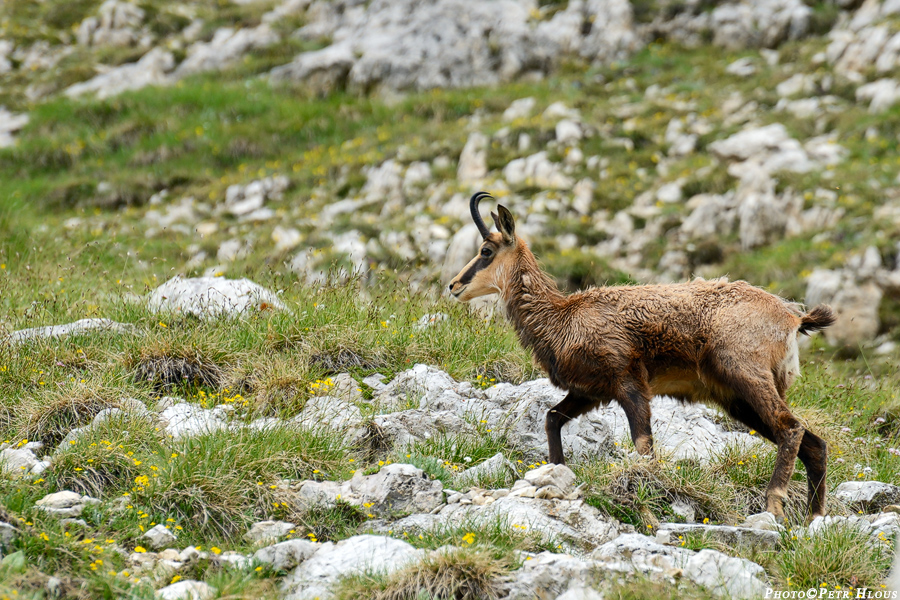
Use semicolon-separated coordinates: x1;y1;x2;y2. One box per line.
470;191;493;239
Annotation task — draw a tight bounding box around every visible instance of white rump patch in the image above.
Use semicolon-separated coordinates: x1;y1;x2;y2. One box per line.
779;333;801;387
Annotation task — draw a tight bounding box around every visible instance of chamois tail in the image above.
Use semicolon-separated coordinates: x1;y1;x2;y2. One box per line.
799;305;836;335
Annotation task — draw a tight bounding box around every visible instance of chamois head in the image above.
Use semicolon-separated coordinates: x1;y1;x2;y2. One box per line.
448;192;519;301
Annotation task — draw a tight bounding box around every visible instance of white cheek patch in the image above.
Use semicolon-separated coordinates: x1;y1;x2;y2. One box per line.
490;265;506;294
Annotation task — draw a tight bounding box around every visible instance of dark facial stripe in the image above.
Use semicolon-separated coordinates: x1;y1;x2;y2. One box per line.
457;254;493;286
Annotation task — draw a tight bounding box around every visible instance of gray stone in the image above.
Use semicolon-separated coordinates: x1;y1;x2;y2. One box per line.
160;403;229;440
293;394;362;430
281;535;423;600
275;0;560;93
343;463;444;517
7;318;131;343
0;448;39;477
524;464;577;495
835;481;900;512
65;47;174;99
35;491;97;518
683;549;768;599
148;276;285;319
0;522;18;549
457;132;488;183
244;520;296;545
380;495;621;550
741;511;783;532
78;1;145;47
155;580;216;600
270;43;355;95
555;119;582;145
656;522;781;550
142;524;177;549
173;26;278;79
455;453;519;489
253;539;319;571
0;107;28;148
503;97;536;122
503;151;574;190
503;552;598;600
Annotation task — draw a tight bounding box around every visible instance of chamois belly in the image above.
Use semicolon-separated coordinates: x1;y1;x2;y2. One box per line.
648;365;735;405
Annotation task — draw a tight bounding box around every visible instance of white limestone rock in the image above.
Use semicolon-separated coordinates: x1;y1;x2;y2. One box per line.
254;539;319;571
281;535;423;600
65;47;174;99
160;403;230;440
503;552;598;600
457;132;488;183
0;107;29;148
148;276;285;319
173;25;278;79
0;448;40;477
524;463;577;495
835;481;900;512
143;524;177;549
155;580;216;600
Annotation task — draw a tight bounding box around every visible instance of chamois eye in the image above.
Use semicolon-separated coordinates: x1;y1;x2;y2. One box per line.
481;247;493;258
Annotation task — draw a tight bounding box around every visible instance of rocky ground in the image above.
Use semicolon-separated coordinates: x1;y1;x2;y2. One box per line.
2;0;900;598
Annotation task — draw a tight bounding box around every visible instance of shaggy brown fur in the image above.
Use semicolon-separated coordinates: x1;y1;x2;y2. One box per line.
449;193;835;520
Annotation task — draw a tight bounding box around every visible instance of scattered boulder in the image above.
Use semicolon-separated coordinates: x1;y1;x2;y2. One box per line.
0;107;29;148
294;464;443;517
0;447;40;477
524;463;577;494
244;520;296;545
155;580;216;600
254;539;319;571
656;522;780;550
173;26;278;79
457;132;488;183
683;548;768;599
454;453;518;488
77;0;146;48
160;403;230;440
7;318;132;344
143;524;177;549
503;151;574;190
65;47;174;99
502;552;599;600
0;522;18;549
272;0;558;93
835;481;900;513
35;491;100;518
281;535;423;600
148;275;285;319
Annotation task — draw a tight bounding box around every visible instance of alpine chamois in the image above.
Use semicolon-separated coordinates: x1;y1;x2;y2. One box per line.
449;192;835;520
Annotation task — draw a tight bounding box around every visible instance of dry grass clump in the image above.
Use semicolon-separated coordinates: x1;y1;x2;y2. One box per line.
334;548;511;600
309;346;386;374
577;455;744;528
233;355;312;416
773;522;894;590
51;415;160;496
17;383;122;447
131;346;224;393
134;426;352;538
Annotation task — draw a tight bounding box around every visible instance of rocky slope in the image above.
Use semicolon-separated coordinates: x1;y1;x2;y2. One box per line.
2;0;900;598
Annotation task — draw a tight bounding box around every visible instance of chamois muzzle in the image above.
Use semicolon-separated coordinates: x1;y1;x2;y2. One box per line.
470;191;492;239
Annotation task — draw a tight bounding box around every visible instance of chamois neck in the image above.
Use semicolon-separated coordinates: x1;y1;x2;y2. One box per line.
502;245;565;339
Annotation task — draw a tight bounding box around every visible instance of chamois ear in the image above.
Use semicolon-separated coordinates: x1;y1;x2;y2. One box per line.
492;205;516;245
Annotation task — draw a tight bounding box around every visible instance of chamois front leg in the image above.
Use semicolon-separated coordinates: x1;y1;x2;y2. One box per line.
546;391;592;464
618;380;654;457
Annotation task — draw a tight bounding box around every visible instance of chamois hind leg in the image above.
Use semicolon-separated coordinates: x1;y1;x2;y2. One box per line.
798;430;827;520
546;391;596;465
724;373;804;521
617;379;654;457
